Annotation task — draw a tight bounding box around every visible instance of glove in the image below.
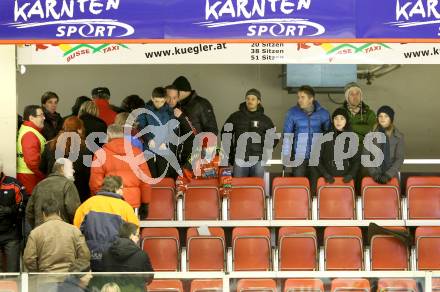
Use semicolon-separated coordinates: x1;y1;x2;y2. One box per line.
378;174;391;184
372;173;382;184
323;174;335;184
138;203;149;219
343;175;353;183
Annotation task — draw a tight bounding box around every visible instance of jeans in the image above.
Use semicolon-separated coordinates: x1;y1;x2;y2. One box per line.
0;239;20;272
233;162;265;178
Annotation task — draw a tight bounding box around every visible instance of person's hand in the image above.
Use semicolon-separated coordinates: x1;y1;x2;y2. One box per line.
324;174;335;184
148;140;156;149
174;108;183;118
138;203;149;219
159;143;166;150
373;173;382;184
343;175;353;183
378;174;391;184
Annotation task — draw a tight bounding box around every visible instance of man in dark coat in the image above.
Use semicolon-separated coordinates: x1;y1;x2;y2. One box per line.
41;91;63;141
222;88;277;177
101;222;153;291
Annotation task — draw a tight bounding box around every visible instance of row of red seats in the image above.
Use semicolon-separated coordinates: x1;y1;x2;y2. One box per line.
141;226;440;271
147;278;422;292
147;177;440;220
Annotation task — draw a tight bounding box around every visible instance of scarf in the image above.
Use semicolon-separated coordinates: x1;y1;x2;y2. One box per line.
302;103;315;115
378;126;392;173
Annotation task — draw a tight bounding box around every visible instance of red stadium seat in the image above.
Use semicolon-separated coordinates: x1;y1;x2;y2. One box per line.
232;227;271;271
0;281;18;292
278;227;317;271
432;278;440;291
141;227;179;271
324;226;363;270
191;279;223;292
284;279;324;292
331;279;370;292
186;227;225;271
147;280;184;292
229;177;266;220
407;176;440;219
237;279;277;292
272;177;311;220
317;177;355;219
416;226;440;270
362;177;400;219
184;179;220;220
147;177;175;220
377;279;418;292
371;226;409;270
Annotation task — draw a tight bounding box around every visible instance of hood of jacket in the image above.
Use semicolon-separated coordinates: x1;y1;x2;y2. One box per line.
108;237;139;260
103;138;133;156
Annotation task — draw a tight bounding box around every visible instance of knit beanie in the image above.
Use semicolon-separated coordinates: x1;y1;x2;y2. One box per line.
245;88;261;100
377;105;395;122
332;108;351;129
172;76;192;92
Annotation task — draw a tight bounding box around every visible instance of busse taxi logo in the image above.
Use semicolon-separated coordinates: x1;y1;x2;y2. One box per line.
297;43;392;61
30;43;129;62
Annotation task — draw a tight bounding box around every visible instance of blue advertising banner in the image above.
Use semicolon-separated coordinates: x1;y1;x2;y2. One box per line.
0;0;438;41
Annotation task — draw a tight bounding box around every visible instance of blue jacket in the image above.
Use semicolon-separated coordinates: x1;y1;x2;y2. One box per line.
138;101;173;143
282;101;331;159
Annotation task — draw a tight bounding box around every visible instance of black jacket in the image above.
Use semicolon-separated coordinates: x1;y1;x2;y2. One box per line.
101;237;153;272
79;113;108;149
39;144;92;203
222;102;276;163
316;127;360;178
178;91;218;135
42;109;63;141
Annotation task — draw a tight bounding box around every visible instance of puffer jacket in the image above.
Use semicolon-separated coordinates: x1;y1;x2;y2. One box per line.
89;138;152;207
138;101;174;143
282;101;331;159
222;102;277;163
178;91;218;135
340;101;376;143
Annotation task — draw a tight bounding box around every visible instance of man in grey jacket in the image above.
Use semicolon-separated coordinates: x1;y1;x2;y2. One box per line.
26;158;81;228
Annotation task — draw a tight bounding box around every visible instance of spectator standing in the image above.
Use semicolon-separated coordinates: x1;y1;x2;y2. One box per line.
91;87;117;126
41;91;63;141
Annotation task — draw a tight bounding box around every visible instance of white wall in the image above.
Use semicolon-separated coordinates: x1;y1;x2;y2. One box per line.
16;64;440;160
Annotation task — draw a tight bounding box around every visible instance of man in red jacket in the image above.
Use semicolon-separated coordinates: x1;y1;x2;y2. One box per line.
91;87;117;126
17;105;46;194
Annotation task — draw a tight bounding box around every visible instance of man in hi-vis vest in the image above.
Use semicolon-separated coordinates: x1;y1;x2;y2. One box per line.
17;105;46;194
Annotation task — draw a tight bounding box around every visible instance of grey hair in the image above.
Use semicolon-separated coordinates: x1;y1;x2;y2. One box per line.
107;124;124;140
52;158;72;174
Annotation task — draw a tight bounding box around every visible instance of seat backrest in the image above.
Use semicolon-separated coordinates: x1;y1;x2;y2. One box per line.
284;278;324;292
147;280;184;292
278;227;317;271
432;278;440;291
371;226;409;270
141;228;179;271
324;226;363;270
377;279;418;292
229;177;265;220
0;281;18;292
185;179;220;220
237;279;277;292
232;227;271;271
407;176;440;219
186;227;225;271
331;279;370;292
147;178;175;220
362;177;400;219
191;279;223;292
272;177;310;220
416;226;440;270
317;177;355;219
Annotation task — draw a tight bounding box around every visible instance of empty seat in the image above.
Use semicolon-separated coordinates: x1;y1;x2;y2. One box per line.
147;280;184;292
371;226;409;270
186;227;225;271
324;226;363;270
362;177;400;219
317;177;355;219
331;279;370;292
377;279;418;292
278;226;317;271
229;177;265;220
272;177;311;220
407;176;440;219
191;279;223;292
184;179;220;220
284;279;324;292
237;279;277;292
232;227;271;271
416;226;440;270
141;227;179;271
147;177;175;220
0;281;18;292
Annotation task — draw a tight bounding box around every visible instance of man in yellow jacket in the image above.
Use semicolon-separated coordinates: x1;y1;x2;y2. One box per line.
74;175;139;271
